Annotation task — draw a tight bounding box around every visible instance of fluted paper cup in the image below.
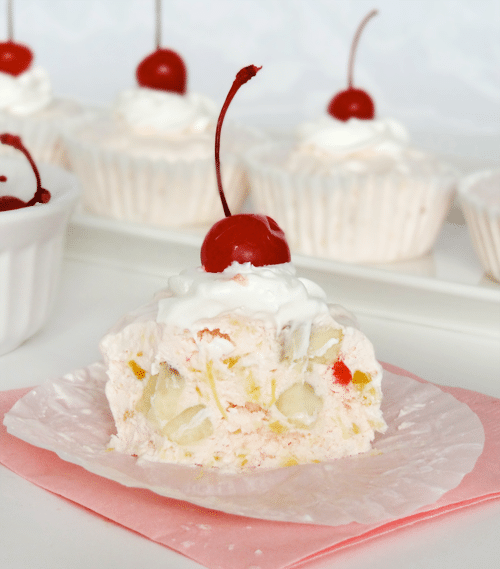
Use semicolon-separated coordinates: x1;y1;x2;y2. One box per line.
0;99;88;168
0;159;80;355
458;169;500;282
64;115;265;228
246;142;456;264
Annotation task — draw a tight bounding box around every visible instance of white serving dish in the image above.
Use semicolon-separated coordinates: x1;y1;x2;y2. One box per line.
0;160;80;355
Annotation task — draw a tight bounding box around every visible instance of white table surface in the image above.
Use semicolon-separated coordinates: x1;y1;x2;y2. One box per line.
1;245;499;569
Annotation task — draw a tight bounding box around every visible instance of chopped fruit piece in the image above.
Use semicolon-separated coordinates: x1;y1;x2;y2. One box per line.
332;359;352;386
197;328;231;343
308;326;343;364
275;382;323;428
136;363;185;425
278;326;304;363
206;361;227;418
151;363;185;421
245;370;261;402
282;456;299;467
269;421;288;434
352;370;371;389
135;373;158;416
222;355;240;368
128;360;146;380
162;404;213;444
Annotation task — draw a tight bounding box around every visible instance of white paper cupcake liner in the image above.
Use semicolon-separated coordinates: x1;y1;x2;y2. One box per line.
64;120;265;229
0;99;88;169
4;363;484;526
246;142;456;264
0;161;80;355
458;169;500;282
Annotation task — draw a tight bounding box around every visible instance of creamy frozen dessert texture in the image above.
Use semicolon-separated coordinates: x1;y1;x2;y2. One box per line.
72;88;220;161
284;114;442;175
0;66;51;115
102;261;386;472
297;116;410;158
113;87;217;136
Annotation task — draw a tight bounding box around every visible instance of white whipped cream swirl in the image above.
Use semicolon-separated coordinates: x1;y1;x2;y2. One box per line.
157;262;337;332
297;115;410;158
0;67;52;115
114;87;217;135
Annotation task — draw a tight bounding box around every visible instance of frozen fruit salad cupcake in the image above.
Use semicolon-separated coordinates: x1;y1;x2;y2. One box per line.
0;32;87;167
101;67;386;471
246;10;456;264
458;169;500;282
64;26;263;229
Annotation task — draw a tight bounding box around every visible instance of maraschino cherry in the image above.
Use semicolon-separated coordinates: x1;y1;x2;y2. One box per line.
327;9;378;122
136;0;187;94
0;0;33;76
0;133;51;212
201;65;291;274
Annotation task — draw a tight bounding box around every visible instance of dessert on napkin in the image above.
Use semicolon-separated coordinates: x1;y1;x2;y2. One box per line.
101;66;387;472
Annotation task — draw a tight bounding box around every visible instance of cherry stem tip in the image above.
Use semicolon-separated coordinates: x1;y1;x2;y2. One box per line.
215;65;261;218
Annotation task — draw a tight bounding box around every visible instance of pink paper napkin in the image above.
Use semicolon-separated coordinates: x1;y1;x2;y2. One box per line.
1;363;499;569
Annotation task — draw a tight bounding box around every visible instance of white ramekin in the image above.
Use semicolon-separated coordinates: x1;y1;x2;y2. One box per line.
458;169;500;282
0;158;81;355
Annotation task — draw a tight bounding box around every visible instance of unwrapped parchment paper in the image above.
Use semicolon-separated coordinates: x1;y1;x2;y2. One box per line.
3;363;484;526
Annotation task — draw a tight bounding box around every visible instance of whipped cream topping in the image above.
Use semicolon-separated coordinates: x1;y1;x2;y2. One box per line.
114;87;217;135
296;115;410;158
157;262;331;333
0;67;52;115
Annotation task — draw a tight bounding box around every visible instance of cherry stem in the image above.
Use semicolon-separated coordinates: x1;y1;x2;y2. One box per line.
7;0;13;41
347;9;378;88
0;133;46;205
215;65;261;218
155;0;161;50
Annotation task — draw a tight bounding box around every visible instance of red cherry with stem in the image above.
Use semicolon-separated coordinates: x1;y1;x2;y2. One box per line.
327;9;378;122
201;65;291;273
136;49;187;94
0;40;32;76
0;1;33;76
0;133;51;212
136;0;186;94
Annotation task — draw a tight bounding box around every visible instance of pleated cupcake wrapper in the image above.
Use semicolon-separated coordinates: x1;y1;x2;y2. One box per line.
0;113;68;167
63;117;268;230
65;139;248;228
459;170;500;282
247;146;456;264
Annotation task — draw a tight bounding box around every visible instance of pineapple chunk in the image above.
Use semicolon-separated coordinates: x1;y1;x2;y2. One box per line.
275;382;323;428
162;404;213;445
135;363;185;425
308;326;343;364
151;363;185;421
278;326;304;363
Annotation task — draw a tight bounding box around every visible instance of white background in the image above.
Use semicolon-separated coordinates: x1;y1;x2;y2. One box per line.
3;0;500;162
